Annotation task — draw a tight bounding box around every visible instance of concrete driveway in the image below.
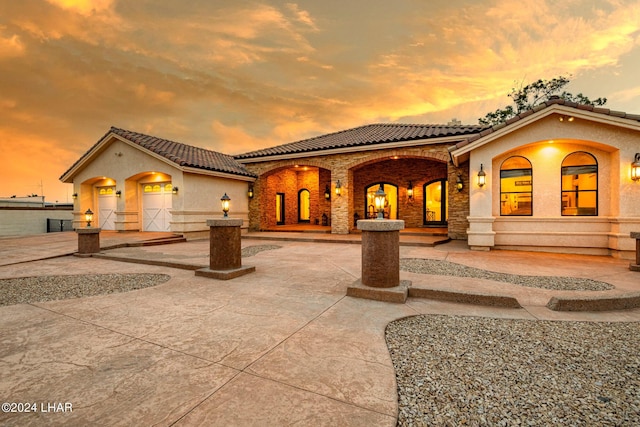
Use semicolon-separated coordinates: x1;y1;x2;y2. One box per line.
1;235;639;425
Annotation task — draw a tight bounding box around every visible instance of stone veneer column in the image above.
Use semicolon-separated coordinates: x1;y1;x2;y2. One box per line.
331;171;349;234
631;232;640;272
76;228;101;257
195;218;255;280
347;219;410;303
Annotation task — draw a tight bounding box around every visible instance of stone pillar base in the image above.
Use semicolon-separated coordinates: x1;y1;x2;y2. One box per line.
631;232;640;272
76;228;101;257
347;279;411;303
197;218;255;280
195;266;256;280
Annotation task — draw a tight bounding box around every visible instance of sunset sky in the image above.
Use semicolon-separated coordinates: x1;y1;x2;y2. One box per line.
2;0;639;203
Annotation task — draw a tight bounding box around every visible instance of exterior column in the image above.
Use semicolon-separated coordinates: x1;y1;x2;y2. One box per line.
195;218;255;280
331;171;349;234
631;232;640;272
75;228;101;257
347;219;410;303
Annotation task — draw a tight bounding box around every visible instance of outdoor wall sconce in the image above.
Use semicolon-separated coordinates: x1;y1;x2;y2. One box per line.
72;192;78;199
407;181;414;199
172;186;179;195
374;184;386;220
115;190;122;198
335;180;342;196
324;185;331;200
84;209;94;227
456;174;464;192
477;164;486;187
221;193;230;217
632;153;640;181
247;184;254;199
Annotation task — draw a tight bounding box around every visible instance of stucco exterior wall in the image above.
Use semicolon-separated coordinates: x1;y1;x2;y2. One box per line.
67;138;252;238
467;113;640;258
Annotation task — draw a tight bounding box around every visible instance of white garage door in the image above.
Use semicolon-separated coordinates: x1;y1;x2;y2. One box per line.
142;183;172;232
98;187;117;230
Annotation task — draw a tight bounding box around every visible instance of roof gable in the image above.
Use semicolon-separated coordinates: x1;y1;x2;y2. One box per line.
449;98;640;166
60;127;256;182
235;123;486;161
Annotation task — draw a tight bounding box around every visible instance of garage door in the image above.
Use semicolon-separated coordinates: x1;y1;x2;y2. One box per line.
98;186;117;230
142;183;172;232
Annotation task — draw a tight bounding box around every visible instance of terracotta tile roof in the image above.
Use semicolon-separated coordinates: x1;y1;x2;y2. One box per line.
61;127;256;180
235;123;486;160
452;97;640;151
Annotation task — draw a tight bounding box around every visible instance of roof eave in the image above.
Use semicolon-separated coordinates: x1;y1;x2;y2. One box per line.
236;134;474;164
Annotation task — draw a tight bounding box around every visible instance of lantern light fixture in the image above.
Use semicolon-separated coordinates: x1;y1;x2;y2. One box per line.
221;193;230;217
374;184;386;220
84;209;94;227
477;164;486;187
247;184;254;199
335;180;342;196
72;192;78;200
172;186;179;195
324;185;331;200
456;174;464;192
407;181;413;199
632;153;640;182
115;190;121;198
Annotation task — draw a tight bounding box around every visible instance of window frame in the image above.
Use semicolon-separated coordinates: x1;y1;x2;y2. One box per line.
561;151;598;216
499;156;533;216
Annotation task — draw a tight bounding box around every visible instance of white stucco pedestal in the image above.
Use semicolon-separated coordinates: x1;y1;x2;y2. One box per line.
346;219;410;303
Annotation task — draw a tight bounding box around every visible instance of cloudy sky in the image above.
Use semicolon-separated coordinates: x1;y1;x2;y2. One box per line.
2;0;639;202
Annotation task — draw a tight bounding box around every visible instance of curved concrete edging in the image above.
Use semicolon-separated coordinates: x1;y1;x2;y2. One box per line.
546;292;640;312
407;287;640;312
408;287;522;308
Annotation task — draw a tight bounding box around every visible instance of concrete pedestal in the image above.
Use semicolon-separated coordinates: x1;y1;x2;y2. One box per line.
346;219;410;303
76;227;101;257
195;218;255;280
631;232;640;272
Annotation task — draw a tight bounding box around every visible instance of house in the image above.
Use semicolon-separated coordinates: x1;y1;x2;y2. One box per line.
61;99;640;259
60;127;256;238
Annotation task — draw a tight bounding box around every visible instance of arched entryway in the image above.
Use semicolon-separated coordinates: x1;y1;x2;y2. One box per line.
364;183;398;219
256;165;332;230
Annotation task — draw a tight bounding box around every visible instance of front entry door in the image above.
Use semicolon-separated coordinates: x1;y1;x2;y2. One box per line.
424;179;448;225
276;193;285;225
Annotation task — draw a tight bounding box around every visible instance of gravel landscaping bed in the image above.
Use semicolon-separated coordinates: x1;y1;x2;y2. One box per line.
0;273;170;306
400;258;614;291
387;315;640;426
241;245;282;257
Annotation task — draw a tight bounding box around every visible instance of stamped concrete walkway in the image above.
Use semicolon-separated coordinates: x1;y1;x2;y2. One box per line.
1;233;639;425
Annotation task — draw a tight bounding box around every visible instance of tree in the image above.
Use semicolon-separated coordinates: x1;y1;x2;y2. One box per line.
479;75;607;126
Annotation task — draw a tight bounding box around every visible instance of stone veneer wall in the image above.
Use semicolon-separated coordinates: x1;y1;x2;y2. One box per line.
242;144;470;239
352;158;447;229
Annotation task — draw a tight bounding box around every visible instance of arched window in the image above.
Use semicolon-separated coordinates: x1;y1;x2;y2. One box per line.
500;156;532;216
298;189;310;222
561;152;597;216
